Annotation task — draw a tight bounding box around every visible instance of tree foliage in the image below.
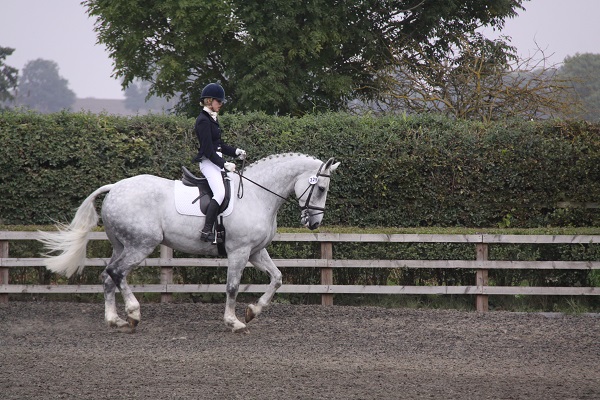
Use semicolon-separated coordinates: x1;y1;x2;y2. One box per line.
369;33;579;122
0;46;18;109
124;79;178;113
84;0;525;116
560;53;600;122
16;59;76;113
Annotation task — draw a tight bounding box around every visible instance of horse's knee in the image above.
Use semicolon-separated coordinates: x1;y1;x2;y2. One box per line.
226;282;239;298
273;271;282;288
274;269;282;282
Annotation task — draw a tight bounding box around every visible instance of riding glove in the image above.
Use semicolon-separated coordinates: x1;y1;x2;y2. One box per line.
235;148;247;160
224;162;236;172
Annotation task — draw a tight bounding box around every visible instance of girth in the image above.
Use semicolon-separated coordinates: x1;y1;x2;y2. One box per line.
181;166;231;215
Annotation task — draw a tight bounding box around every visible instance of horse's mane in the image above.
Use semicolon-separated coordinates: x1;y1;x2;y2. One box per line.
245;153;318;170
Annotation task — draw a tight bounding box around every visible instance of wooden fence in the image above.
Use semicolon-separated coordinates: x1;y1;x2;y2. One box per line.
1;231;599;311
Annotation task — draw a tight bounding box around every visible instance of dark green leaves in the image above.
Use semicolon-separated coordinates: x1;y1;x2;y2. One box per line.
84;0;525;116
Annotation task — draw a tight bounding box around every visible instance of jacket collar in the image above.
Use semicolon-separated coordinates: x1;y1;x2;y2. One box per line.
202;107;218;121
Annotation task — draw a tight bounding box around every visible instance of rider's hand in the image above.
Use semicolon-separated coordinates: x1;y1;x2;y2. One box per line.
235;148;247;160
224;162;236;172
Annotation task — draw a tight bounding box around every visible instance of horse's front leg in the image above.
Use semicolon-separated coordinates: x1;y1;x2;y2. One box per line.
246;248;282;323
224;250;250;333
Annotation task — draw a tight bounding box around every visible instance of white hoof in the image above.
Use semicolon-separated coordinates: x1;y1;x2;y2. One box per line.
225;317;247;333
106;317;128;328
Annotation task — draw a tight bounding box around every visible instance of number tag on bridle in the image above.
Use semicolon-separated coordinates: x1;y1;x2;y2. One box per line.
308;176;318;185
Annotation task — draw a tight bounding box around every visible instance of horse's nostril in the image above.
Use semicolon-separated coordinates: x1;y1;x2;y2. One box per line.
309;222;320;230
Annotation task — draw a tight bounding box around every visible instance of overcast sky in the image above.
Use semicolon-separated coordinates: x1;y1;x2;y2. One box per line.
1;0;599;100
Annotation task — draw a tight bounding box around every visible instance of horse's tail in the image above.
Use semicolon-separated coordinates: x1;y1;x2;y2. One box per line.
38;184;114;278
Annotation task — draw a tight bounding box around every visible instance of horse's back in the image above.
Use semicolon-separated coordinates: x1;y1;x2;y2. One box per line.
101;175;175;239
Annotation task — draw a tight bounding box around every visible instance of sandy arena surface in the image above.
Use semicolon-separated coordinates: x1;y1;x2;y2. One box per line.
1;301;599;399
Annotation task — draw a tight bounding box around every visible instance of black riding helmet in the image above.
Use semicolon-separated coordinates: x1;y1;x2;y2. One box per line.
200;83;225;102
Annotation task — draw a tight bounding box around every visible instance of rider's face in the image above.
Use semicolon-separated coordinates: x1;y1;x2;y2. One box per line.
210;98;222;113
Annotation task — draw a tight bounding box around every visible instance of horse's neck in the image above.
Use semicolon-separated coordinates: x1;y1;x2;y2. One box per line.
243;155;317;205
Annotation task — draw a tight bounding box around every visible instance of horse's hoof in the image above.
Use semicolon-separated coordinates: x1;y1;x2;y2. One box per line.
245;306;256;323
107;318;129;329
127;317;139;333
232;325;249;334
226;319;247;333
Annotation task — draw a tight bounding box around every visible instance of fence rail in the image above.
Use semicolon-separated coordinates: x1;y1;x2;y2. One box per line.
1;231;599;311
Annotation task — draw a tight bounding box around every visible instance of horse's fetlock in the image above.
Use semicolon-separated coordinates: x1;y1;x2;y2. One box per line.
126;305;141;321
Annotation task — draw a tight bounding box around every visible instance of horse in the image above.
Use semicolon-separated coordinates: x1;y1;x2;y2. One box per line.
38;153;340;332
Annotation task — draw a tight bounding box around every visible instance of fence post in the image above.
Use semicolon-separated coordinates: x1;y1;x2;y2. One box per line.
0;241;9;304
475;242;489;312
160;245;173;303
320;242;333;305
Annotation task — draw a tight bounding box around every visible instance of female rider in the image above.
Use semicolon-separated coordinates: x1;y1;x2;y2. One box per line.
193;83;246;242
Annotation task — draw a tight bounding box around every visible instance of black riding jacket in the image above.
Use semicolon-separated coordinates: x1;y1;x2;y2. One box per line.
192;110;237;168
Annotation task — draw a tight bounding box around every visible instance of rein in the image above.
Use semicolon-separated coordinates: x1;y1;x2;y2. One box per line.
234;159;329;214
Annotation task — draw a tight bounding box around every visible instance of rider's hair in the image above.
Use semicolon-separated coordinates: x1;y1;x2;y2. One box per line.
203;98;213;107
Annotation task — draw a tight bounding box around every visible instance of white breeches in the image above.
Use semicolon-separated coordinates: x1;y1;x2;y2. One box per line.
199;159;225;205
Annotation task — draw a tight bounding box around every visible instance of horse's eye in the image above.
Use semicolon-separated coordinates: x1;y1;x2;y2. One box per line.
318;186;326;192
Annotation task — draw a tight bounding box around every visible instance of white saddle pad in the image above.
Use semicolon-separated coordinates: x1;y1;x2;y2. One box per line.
173;180;235;217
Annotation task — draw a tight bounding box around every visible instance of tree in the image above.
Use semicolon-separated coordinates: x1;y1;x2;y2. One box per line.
368;33;579;122
84;0;525;116
559;53;600;122
0;46;18;109
16;59;76;113
124;79;178;113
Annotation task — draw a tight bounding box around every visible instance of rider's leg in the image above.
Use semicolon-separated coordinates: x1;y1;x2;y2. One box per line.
199;159;226;242
200;199;220;241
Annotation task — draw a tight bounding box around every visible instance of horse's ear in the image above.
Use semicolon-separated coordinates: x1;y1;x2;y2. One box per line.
324;157;340;173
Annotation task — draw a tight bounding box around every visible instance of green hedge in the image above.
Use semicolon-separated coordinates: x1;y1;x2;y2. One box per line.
1;110;599;227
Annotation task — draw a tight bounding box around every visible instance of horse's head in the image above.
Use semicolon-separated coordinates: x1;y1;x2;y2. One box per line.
295;157;340;230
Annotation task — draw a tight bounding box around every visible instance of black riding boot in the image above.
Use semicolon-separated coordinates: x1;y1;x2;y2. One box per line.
200;199;220;242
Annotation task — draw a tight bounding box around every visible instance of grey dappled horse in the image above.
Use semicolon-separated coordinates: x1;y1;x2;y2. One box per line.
39;154;340;332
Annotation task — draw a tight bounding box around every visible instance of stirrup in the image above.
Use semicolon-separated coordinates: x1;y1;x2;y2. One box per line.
200;230;215;242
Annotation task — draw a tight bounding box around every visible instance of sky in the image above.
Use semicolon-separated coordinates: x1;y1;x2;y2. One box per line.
1;0;599;100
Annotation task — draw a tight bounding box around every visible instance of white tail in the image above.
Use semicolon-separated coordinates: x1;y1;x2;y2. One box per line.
38;184;113;277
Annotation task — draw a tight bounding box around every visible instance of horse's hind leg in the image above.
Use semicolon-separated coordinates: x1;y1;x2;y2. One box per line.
246;248;282;323
102;268;127;328
102;245;128;328
103;245;156;331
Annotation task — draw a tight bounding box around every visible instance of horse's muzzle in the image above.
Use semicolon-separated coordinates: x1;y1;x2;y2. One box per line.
301;209;321;230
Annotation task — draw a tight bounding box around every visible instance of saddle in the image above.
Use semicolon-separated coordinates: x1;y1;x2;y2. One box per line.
181;166;230;256
181;166;231;215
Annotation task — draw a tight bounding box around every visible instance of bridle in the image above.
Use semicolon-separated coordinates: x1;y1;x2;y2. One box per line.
235;159;331;217
298;161;330;215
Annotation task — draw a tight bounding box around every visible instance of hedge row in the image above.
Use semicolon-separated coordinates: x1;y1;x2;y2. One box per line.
1;110;600;227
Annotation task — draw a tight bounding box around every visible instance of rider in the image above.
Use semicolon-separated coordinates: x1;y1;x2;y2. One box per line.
193;83;246;242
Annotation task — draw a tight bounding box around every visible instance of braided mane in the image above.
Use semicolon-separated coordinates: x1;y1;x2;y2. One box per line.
244;153;318;170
